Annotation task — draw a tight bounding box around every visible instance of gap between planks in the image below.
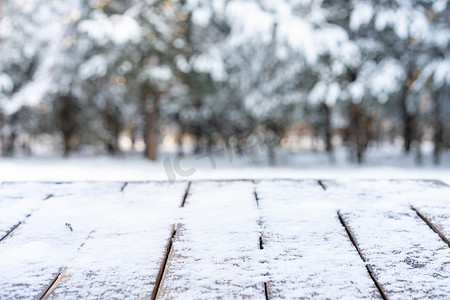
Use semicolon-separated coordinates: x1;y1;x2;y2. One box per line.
42;182;190;299
317;180;327;190
152;181;191;299
39;267;67;299
337;211;388;300
0;222;21;243
411;206;450;248
151;225;179;300
39;230;96;299
120;182;128;192
180;182;192;208
0;194;54;243
253;186;270;300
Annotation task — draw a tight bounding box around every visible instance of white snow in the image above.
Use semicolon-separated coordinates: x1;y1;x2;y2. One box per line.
159;181;264;298
416;57;450;89
78;55;108;80
256;180;380;298
278;17;317;64
432;0;447;13
353;59;406;103
327;180;450;298
5;76;52;114
0;182;124;298
145;65;173;82
191;7;212;27
226;1;275;46
1;144;449;184
78;14;141;46
350;2;374;31
192;48;227;81
0;74;13;93
0;182;188;298
0;180;449;298
47;182;188;298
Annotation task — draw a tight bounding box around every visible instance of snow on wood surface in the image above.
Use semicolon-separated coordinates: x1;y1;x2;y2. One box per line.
46;182;188;299
411;206;450;248
408;182;450;248
158;181;265;299
340;208;450;299
0;182;124;299
0;180;448;299
256;180;381;299
0;183;56;239
324;180;450;299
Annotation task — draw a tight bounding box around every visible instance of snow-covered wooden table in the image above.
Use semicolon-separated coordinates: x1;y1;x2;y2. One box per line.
0;180;449;299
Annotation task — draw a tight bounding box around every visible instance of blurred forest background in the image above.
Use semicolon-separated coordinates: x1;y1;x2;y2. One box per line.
0;0;448;165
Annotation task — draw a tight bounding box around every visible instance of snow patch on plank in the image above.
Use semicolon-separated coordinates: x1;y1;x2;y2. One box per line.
158;181;265;299
256;180;381;299
44;182;187;299
0;182;124;299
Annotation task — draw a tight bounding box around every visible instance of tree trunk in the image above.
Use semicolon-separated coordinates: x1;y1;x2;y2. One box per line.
347;103;373;164
320;102;334;163
63;134;71;157
400;66;415;154
322;103;333;153
433;105;443;165
416;140;423;165
176;128;184;156
57;94;79;157
268;146;275;165
400;93;414;153
414;116;423;165
2;131;16;157
348;103;364;163
434;130;443;164
142;87;160;161
357;144;364;164
144;106;158;161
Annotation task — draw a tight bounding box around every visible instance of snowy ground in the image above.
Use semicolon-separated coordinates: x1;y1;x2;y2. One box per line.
0;146;449;184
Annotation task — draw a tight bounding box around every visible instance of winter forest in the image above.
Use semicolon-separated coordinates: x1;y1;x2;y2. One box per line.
0;0;449;165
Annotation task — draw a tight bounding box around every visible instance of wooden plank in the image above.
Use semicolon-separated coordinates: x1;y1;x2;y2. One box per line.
409;182;450;248
0;182;123;299
44;181;188;299
0;182;118;241
256;180;381;299
0;179;447;299
411;206;450;248
157;181;265;299
0;183;54;239
337;211;388;299
339;208;450;298
326;180;450;298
